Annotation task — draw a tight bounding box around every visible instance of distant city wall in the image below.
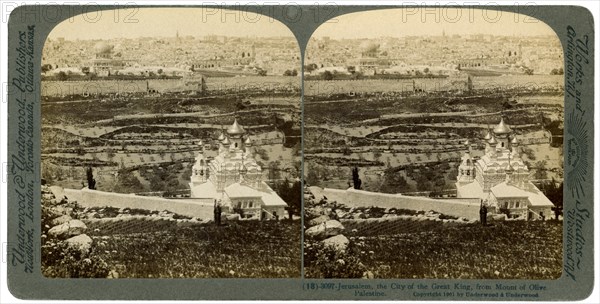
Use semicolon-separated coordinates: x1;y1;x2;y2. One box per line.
321;188;480;220
41;76;300;96
64;188;214;219
305;75;563;95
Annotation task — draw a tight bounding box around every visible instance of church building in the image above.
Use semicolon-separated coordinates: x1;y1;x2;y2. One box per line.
455;118;555;220
189;119;288;220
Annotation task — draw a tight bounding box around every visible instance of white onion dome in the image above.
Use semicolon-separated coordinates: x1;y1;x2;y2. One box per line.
484;130;492;140
227;119;245;135
493;118;512;135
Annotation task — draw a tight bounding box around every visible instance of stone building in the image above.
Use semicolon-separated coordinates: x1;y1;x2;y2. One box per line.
189;119;288;219
455;119;555;219
89;42;126;76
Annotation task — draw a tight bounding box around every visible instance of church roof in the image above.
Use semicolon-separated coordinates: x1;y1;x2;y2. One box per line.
488;136;497;144
511;136;519;144
491;182;554;207
190;181;218;198
227;119;245;135
244;137;252;145
259;182;288;206
484;130;492;140
456;180;484;198
493;118;512;134
225;183;263;198
223;182;288;207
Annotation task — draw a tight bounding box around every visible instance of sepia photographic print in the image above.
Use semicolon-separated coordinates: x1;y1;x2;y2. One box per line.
303;9;565;280
3;3;596;302
40;7;302;278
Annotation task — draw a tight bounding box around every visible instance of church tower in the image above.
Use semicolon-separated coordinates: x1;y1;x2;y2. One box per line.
456;140;475;185
227;118;246;151
190;140;208;186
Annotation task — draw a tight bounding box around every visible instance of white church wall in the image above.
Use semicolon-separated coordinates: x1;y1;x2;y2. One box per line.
64;188;214;219
322;188;481;220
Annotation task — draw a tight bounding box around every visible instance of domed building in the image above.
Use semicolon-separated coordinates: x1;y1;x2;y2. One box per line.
89;41;126;76
455;118;555;220
352;41;390;75
189;119;288;220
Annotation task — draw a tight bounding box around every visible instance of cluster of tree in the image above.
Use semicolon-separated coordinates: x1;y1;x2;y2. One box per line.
146;163;186;197
304;63;319;73
550;68;564;75
256;68;267;76
405;162;451;193
283;69;298;76
351;166;362;189
86;167;96;190
378;167;412;194
113;168;147;194
273;178;301;219
537;179;563;219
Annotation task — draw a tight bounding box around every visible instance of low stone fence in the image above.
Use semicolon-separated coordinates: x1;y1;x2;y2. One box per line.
84;216;180;235
64;188;213;219
341;215;467;236
321;188;481;220
83;216;208;235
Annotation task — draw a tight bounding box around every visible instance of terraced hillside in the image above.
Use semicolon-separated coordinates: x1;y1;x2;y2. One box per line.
41;88;301;196
304;76;564;196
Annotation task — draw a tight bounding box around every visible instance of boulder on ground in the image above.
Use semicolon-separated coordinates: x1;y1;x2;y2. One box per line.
42;206;64;220
224;214;241;221
488;214;507;222
334;209;347;219
65;234;93;255
49;186;67;203
48;219;87;239
305;220;344;239
353;212;367;219
50;214;73;227
322;234;349;252
308;215;330;226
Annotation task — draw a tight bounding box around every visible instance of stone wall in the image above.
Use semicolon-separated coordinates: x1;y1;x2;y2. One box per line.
84;216;180;235
64;188;214;219
41;76;300;96
321;188;481;220
305;75;563;95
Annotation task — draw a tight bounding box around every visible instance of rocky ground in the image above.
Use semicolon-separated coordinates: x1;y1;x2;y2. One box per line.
42;185;295;278
303;187;477;279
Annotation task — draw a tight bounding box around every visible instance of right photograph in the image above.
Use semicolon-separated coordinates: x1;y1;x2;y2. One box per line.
303;8;564;279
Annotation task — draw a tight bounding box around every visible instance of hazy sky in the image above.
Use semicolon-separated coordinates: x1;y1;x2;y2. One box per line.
48;7;295;40
312;8;558;39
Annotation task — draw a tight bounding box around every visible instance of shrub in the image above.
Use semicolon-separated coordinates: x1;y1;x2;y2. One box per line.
42;242;110;278
304;240;366;278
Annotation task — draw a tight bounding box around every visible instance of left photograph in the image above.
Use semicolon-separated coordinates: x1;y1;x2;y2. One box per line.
40;7;301;278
